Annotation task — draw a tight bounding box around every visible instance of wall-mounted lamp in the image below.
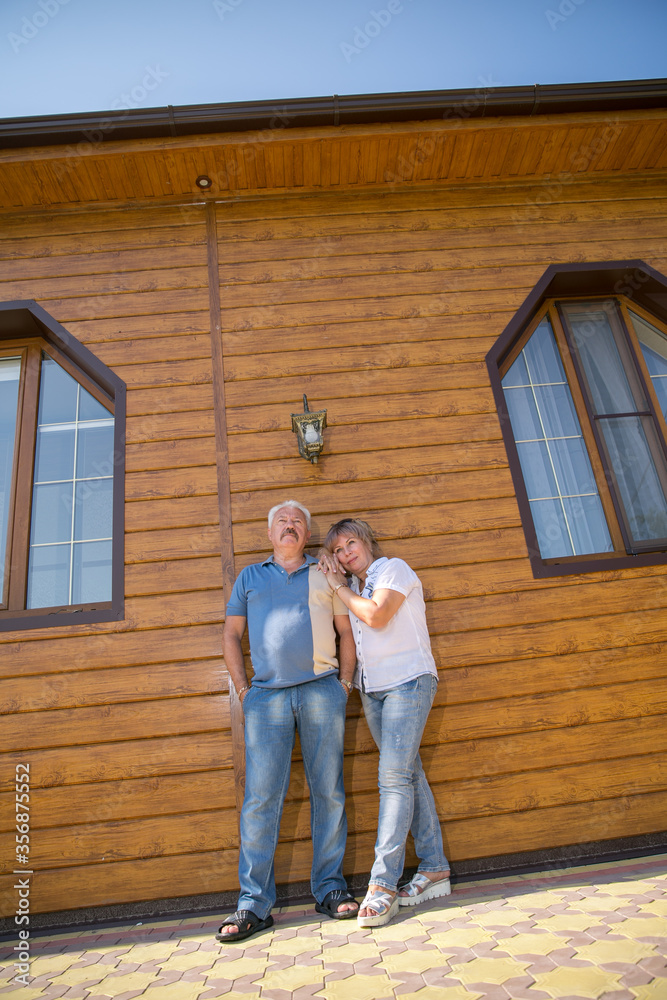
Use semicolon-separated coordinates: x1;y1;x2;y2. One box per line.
291;395;327;464
195;175;213;190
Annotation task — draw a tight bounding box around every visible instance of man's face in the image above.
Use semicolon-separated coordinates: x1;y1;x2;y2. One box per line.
268;506;311;553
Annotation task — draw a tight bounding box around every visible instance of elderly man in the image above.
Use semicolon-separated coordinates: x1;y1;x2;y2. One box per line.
217;500;358;941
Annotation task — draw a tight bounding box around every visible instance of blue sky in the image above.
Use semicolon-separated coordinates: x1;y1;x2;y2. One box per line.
0;0;665;119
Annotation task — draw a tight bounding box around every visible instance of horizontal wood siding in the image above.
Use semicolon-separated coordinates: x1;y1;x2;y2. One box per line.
0;205;232;916
217;175;667;888
1;165;667;919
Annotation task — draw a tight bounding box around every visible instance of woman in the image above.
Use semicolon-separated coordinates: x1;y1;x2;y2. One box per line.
319;518;450;927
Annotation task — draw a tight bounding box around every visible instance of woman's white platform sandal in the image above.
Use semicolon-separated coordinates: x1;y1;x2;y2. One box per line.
398;872;451;906
357;889;400;927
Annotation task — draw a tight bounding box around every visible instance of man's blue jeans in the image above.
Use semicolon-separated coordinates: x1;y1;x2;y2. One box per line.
361;673;448;892
238;674;349;919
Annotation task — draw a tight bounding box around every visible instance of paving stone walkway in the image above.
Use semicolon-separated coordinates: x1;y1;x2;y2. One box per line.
1;853;666;999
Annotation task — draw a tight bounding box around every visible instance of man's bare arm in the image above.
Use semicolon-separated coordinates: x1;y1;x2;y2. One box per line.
223;615;251;702
334;613;356;689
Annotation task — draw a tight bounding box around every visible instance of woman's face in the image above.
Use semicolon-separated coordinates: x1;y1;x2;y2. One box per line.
331;533;373;577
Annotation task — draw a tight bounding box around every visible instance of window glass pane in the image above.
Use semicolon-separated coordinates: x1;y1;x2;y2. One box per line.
639;342;667;378
523;318;567;383
79;392;111;422
74;478;113;541
503;317;612;559
0;357;21;602
650;377;667;424
72;541;112;603
630;310;667;422
516;441;558;499
549;437;599;497
600;416;667;544
27;356;114;608
562;305;639;415
533;383;580;438
38;355;78;423
76;421;114;480
26;544;70;609
34;425;76;482
501;352;530;388
504;386;542;440
530;499;572;558
31;482;73;544
563;496;613;555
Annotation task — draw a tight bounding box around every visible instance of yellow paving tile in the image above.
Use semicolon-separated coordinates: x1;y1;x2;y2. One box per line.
141;981;210;1000
448;955;531;986
320;921;360;938
538;912;607;933
264;935;324;956
638;898;667;915
396;988;483;1000
426;926;488;950
381;949;445;975
316;972;398;1000
117;940;181;963
628;877;667;890
571;894;635;911
321;941;383;964
531;964;623;998
92;969;161;996
511;891;568;910
0;987;48;1000
255;960;327;992
468;907;534;926
28;952;86;977
574;937;659;965
47;965;106;986
95;943;134;956
632;982;667;999
493;931;570;957
366;919;438;943
610;917;667;938
157;948;216;972
204;955;272;980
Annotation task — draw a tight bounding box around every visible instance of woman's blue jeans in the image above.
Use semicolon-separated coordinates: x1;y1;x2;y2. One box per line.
238;674;349;919
361;673;448;892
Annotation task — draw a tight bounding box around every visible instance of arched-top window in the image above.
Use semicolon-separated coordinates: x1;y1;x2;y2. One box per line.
487;262;667;577
0;302;125;630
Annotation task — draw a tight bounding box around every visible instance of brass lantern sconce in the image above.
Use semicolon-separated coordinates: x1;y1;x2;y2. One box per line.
291;395;327;464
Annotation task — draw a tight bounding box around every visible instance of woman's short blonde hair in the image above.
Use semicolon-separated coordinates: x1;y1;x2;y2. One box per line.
324;518;383;559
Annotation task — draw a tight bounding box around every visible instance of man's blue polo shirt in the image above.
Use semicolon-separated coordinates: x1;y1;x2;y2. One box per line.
225;554;347;688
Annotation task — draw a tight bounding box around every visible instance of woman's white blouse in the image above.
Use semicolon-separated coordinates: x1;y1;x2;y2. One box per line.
349;556;437;693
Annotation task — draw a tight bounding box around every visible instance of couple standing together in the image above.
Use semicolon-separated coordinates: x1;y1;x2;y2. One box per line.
219;500;449;942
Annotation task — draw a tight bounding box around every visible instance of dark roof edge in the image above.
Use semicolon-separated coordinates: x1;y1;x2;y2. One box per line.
0;78;665;151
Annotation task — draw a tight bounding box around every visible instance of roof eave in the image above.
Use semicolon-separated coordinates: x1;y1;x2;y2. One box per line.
1;77;665;150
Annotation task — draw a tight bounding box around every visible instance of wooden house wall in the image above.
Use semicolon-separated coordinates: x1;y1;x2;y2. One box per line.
1;168;667;918
0;205;235;916
217;175;667;885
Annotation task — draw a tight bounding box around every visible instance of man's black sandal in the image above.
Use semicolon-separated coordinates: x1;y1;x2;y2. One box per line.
215;910;274;942
315;889;359;920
